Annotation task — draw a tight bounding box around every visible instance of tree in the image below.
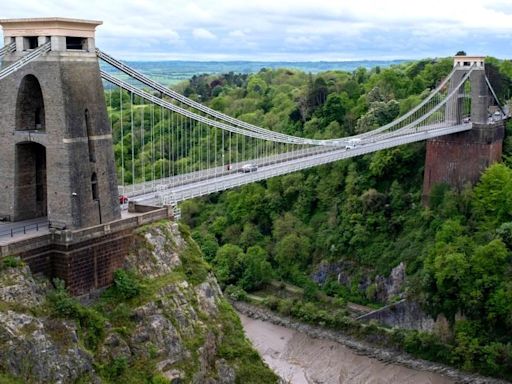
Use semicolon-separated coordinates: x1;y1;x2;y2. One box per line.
275;233;311;277
321;93;347;125
473;164;512;228
247;76;268;96
213;244;244;286
240;246;273;291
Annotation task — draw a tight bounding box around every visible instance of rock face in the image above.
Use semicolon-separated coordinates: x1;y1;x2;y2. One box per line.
0;221;275;383
0;310;94;383
374;262;406;303
311;261;406;304
311;261;436;332
0;265;49;307
357;300;435;331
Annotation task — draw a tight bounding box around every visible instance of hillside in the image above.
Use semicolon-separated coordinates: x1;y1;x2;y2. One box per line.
0;221;278;383
110;57;512;379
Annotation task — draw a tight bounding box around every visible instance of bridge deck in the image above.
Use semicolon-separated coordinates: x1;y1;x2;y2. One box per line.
133;123;472;205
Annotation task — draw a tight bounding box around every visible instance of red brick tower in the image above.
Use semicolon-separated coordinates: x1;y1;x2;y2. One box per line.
422;56;505;203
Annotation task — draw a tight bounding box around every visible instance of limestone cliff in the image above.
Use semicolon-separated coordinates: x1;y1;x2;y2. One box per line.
0;221;278;384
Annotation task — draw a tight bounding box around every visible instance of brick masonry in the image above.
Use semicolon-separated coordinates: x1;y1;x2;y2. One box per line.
422;122;504;203
1;207;174;296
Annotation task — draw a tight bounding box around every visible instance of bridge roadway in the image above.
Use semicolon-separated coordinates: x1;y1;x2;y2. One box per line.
122;121;468;200
132;122;472;205
119;144;334;198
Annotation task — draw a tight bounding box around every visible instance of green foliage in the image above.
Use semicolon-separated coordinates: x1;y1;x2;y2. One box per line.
178;224;211;285
110;56;512;379
473;163;512;228
101;357;129;380
112;270;141;300
216;300;279;383
47;279;106;350
275;233;311;277
240;246;273;291
213;244;245;287
0;373;26;384
224;285;248;300
1;256;23;270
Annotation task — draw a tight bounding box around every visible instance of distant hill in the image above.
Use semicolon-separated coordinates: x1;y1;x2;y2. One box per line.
102;59;407;86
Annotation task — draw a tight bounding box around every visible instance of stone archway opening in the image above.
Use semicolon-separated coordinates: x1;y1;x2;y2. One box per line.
14;142;47;220
16;74;45;131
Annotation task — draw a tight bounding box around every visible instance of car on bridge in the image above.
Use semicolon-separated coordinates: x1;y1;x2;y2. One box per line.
346;138;361;149
241;163;258;173
119;195;129;204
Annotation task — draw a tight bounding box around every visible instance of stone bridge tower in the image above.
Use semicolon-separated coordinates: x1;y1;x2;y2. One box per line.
0;18;121;229
422;56;504;203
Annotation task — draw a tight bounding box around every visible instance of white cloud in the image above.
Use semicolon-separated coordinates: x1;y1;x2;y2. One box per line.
0;0;511;60
228;30;248;38
192;28;217;40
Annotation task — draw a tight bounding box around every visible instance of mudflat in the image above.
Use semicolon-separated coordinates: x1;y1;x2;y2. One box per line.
240;313;454;384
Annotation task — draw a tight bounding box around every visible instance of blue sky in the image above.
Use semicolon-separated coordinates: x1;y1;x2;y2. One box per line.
1;0;512;61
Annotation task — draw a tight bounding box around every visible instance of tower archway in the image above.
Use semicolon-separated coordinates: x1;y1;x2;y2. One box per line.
16;74;45;131
14;142;47;220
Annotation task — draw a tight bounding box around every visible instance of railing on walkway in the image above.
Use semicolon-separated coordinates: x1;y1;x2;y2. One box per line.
0;221;50;239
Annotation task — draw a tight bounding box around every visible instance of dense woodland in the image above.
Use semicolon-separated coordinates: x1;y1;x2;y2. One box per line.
110;57;512;379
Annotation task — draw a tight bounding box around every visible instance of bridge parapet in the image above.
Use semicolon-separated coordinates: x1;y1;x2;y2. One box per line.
453;55;485;70
0;17;100;54
0;207;172;296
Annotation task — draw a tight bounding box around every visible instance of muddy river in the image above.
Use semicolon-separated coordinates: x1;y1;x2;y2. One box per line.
240;314;454;384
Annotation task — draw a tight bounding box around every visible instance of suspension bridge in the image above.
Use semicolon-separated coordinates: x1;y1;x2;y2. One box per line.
0;28;506;218
0;17;507;294
104;52;504;209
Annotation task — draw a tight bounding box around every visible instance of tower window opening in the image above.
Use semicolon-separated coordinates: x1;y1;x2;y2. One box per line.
66;36;85;50
24;36;38;50
85;109;96;162
91;173;98;201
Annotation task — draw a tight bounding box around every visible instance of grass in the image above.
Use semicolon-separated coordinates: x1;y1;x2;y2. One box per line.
0;373;25;384
0;256;23;271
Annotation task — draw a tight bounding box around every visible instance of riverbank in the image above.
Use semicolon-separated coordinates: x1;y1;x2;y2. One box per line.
234;301;510;384
240;313;454;384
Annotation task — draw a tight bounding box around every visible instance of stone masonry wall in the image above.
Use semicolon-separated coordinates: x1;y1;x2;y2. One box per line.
1;208;173;296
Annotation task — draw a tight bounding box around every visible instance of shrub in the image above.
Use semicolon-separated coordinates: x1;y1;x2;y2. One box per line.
112;270;141;300
1;256;22;270
225;285;248;301
263;295;279;311
48;279;106;350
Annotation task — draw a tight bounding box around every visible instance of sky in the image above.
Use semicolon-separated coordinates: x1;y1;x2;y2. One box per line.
1;0;512;61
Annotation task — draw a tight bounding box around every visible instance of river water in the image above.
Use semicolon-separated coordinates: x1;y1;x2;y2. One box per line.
240;314;454;384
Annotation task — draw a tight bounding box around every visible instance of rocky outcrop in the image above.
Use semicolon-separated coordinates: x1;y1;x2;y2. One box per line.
311;261;407;303
0;310;94;383
0;265;49;307
0;221;276;383
124;221;184;278
374;261;406;302
357;300;435;331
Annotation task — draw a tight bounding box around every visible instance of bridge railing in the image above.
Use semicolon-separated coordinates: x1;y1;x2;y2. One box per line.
0;220;50;239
